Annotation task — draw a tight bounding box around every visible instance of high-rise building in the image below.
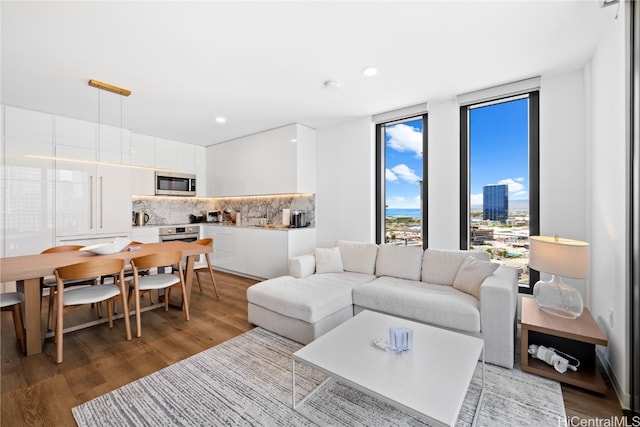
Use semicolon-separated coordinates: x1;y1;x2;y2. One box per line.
483;184;508;223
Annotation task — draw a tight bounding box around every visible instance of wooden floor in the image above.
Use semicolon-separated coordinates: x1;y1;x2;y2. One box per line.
1;272;625;426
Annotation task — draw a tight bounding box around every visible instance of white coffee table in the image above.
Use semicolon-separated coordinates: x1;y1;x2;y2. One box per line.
292;310;485;427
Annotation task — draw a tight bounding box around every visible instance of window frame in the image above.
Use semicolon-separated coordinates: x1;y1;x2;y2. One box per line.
459;91;539;293
375;113;428;249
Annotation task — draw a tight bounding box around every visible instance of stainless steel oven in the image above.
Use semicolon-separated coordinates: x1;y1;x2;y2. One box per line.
159;226;201;263
159;225;200;243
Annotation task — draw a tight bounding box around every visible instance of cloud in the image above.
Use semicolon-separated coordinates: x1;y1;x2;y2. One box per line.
497;178;525;194
390;164;421;184
386;124;422;158
471;193;483;206
385;168;398;182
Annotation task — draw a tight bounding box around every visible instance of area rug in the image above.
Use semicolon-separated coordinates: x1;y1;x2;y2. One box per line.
73;328;566;426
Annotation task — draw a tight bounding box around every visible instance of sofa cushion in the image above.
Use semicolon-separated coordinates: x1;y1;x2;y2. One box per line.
336;240;378;275
453;256;499;299
247;272;375;323
353;276;481;333
421;249;490;286
315;247;344;273
375;244;423;281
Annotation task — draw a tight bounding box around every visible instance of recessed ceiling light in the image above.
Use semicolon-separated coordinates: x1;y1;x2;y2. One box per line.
362;67;378;77
291;138;297;143
215;117;226;123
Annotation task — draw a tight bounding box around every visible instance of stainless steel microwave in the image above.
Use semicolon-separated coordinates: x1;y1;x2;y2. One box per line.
155;171;196;196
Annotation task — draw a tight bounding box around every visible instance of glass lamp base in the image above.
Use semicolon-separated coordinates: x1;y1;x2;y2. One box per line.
533;275;583;319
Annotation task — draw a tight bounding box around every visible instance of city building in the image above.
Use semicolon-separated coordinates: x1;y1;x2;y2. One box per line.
483;184;508;223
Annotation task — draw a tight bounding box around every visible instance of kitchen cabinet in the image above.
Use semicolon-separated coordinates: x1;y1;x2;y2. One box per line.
176;141;196;175
1;106;55;257
203;224;316;279
204;225;237;272
131;226;160;243
99;124;130;164
195;145;206;196
154;137;177;171
156;138;196;174
207;123;316;197
54;116;131;238
130;133;155;196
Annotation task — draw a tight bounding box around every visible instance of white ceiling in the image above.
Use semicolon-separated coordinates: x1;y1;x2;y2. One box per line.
1;1;614;147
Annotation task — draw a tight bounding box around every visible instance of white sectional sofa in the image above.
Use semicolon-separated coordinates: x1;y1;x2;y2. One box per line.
247;240;519;368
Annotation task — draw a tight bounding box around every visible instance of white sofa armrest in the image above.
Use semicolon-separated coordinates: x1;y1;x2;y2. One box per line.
288;254;316;278
479;265;519;368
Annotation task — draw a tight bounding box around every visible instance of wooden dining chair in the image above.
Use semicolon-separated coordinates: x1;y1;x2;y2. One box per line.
130;251;189;338
0;292;26;354
53;258;132;363
41;245;97;331
192;238;220;298
99;241;147;285
171;239;220;298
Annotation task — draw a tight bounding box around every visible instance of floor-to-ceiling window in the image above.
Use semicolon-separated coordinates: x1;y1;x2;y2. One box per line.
460;92;539;292
376;114;427;248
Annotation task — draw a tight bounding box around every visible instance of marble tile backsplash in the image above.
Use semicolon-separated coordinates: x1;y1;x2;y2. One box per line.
132;194;315;226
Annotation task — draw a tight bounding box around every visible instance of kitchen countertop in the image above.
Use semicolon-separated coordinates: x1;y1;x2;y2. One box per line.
133;222;314;231
202;222;314;231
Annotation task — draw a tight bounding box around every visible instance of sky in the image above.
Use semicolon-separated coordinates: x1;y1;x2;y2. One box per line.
384;118;423;209
384;97;528;210
469;97;529;207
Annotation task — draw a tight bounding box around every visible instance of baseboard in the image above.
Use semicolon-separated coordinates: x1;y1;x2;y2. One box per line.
597;346;631;410
211;266;265;282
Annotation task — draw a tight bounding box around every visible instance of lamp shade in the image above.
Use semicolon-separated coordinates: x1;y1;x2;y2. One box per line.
529;236;589;279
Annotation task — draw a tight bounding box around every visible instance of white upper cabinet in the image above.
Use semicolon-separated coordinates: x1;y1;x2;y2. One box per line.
155;138;196;175
176;141;196;175
207;123;316;197
130;133;155;168
99;124;131;164
130;133;155;196
195;145;206;196
154;137;177;171
4;106;54;165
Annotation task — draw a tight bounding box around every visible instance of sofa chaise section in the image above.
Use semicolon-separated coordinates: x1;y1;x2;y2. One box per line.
247;270;375;344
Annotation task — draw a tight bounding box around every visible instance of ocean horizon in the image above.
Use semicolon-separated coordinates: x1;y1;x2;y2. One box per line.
386;208;421;218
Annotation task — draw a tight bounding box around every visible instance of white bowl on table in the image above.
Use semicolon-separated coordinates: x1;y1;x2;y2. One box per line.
80;238;131;255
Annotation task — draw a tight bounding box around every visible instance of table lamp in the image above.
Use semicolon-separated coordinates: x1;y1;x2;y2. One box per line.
529;235;589;319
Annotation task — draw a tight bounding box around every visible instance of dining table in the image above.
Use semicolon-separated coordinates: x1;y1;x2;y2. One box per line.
0;241;210;356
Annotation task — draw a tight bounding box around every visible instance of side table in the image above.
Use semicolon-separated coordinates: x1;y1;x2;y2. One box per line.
520;297;608;394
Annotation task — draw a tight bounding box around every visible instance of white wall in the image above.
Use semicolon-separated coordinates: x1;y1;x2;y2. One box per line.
588;5;628;406
539;70;588;299
427;99;461;249
316;117;374;247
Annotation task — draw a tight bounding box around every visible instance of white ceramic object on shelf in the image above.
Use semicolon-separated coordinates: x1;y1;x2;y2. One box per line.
80;237;131;255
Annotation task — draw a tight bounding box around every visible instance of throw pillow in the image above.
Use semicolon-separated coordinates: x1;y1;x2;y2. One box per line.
422;249;490;286
375;244;423;281
452;256;499;299
315;247;344;274
336;240;378;275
